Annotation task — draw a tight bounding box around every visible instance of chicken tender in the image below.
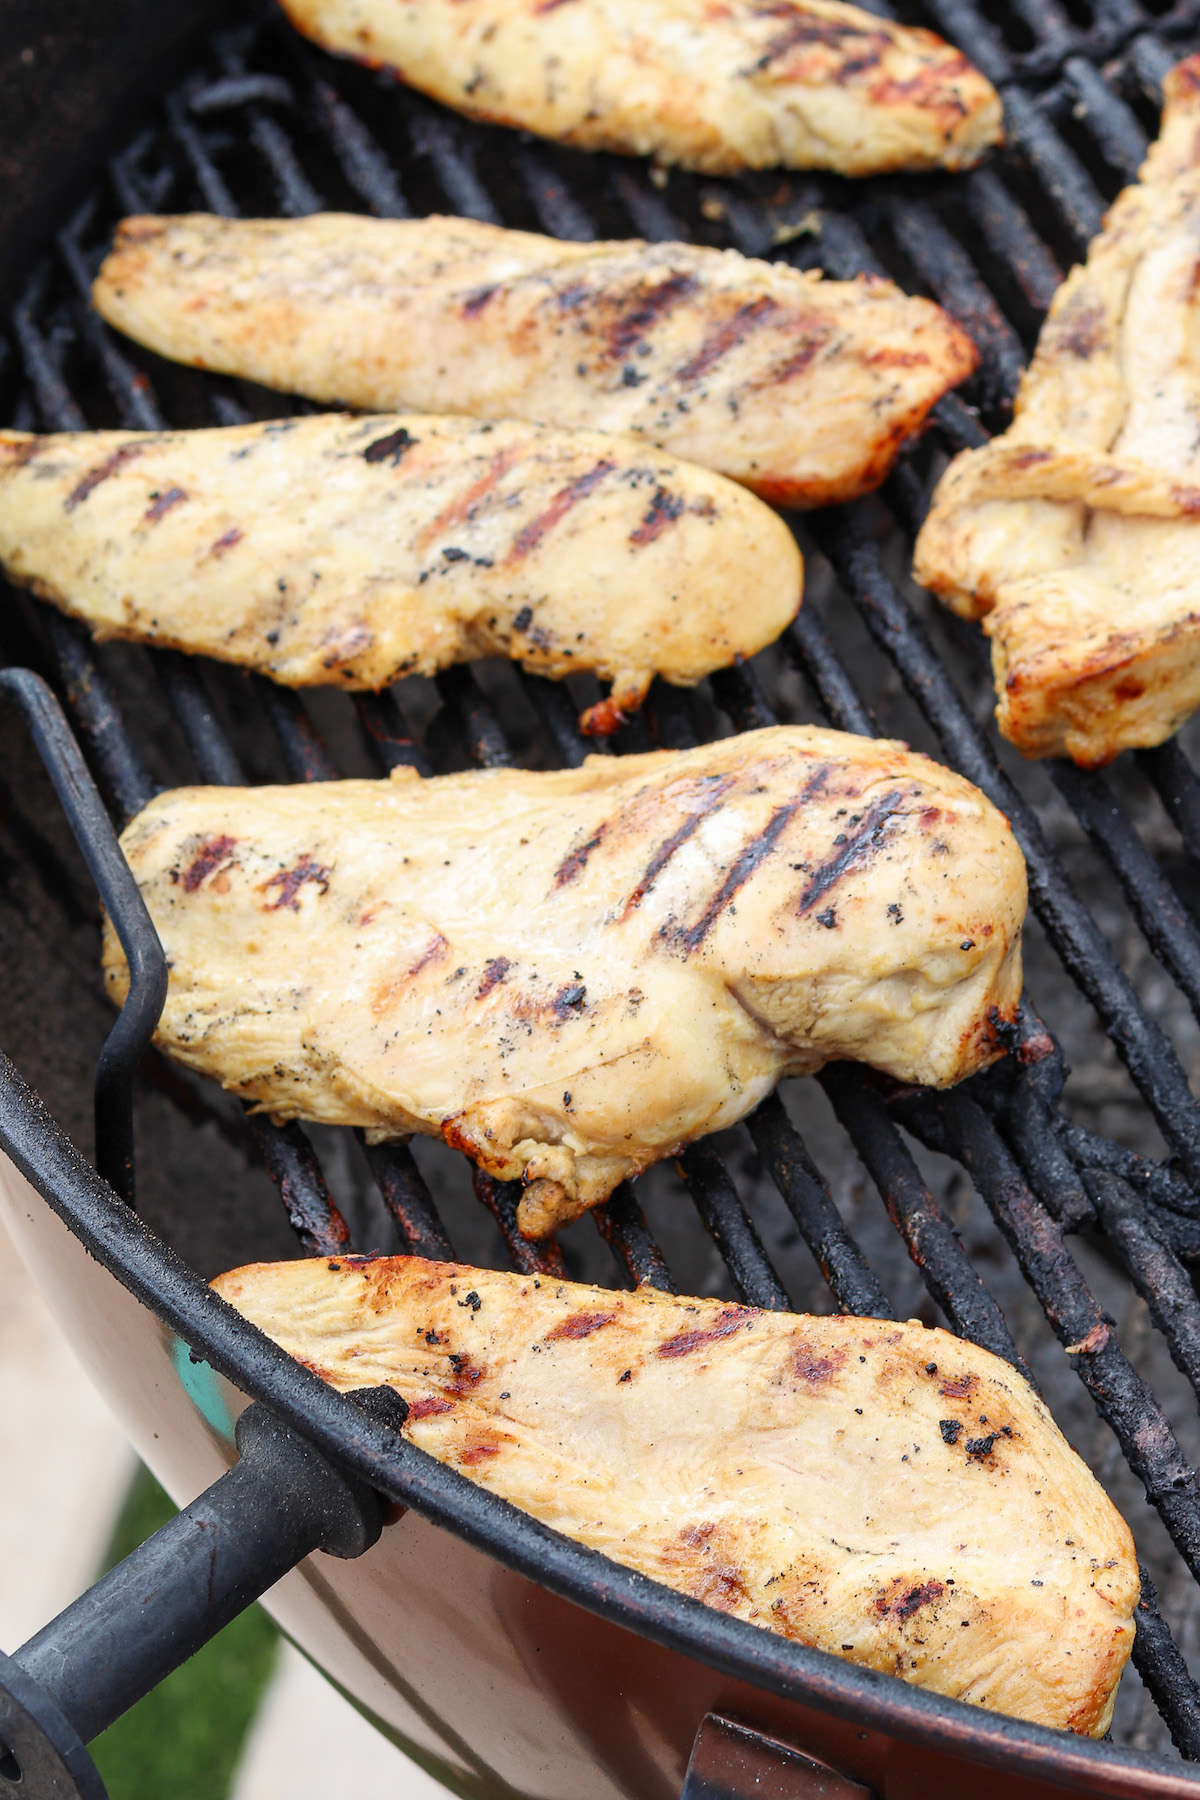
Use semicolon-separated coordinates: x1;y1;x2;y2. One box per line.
93;212;979;508
213;1255;1136;1736
0;414;799;732
104;727;1026;1237
279;0;1001;177
914;56;1200;766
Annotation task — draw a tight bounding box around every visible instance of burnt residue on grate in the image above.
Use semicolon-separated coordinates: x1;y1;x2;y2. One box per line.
4;0;1200;1768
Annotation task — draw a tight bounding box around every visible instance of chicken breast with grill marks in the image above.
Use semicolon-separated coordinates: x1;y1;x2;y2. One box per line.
104;727;1025;1238
213;1255;1136;1736
0;415;799;732
278;0;1001;177
914;56;1200;767
93;213;979;508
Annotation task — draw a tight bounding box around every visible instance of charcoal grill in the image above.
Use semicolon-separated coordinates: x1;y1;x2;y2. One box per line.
6;2;1200;1794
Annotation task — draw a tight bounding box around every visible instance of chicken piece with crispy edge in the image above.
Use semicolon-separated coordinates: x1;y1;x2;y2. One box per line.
103;727;1025;1238
277;0;1002;178
92;213;979;510
0;415;799;735
212;1255;1136;1735
914;56;1200;768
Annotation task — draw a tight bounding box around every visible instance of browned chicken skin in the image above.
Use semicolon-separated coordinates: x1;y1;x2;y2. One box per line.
915;57;1200;767
93;212;980;508
104;728;1025;1237
214;1255;1136;1737
278;0;1002;177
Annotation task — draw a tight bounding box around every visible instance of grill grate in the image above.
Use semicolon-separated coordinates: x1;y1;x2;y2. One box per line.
7;0;1200;1772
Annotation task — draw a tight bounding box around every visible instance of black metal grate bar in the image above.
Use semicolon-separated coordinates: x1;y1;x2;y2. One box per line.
472;1170;566;1278
746;1096;894;1319
885;196;1026;412
676;1144;792;1311
1087;1173;1200;1397
354;690;432;777
435;667;518;771
819;1066;1029;1377
154;653;248;787
251;676;339;783
518;672;591;769
360;1137;456;1263
1138;739;1200;862
591;1184;678;1293
1133;1563;1200;1763
1048;760;1200;1031
246;1114;350;1257
1061;55;1151;178
898;1092;1200;1583
39;615;158;825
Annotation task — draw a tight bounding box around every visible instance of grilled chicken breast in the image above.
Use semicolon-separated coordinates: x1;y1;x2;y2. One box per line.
93;213;979;508
914;56;1200;767
0;415;799;731
104;727;1025;1237
213;1255;1136;1735
279;0;1002;177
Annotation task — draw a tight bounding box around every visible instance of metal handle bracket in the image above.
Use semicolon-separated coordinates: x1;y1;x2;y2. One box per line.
0;1402;386;1800
682;1713;874;1800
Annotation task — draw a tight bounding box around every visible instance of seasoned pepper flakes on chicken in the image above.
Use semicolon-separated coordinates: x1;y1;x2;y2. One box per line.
914;56;1200;767
104;728;1025;1238
214;1256;1136;1736
278;0;1002;178
93;213;979;508
0;415;799;733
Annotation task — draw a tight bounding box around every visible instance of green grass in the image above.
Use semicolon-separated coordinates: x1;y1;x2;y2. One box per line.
88;1465;280;1800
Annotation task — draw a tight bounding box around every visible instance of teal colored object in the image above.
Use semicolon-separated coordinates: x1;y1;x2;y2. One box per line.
171;1337;235;1442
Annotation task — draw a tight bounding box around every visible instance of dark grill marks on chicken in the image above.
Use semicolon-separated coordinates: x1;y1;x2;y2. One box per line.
604;272;702;364
629;487;688;547
477;957;513;999
618;776;737;921
794;790;907;919
414;447;519;552
175;834;238;894
751;6;882;71
657;1307;756;1357
143;485;188;523
506;459;615;562
677;298;781;384
66;442;146;511
756;330;833;390
678;800;804;952
555;823;611;889
262;856;330;912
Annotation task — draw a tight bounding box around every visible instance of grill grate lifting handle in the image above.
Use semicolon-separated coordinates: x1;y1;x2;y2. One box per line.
0;1402;387;1800
0;668;167;1203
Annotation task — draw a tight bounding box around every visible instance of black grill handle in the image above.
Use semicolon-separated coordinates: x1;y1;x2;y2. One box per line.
0;1403;385;1800
0;668;168;1203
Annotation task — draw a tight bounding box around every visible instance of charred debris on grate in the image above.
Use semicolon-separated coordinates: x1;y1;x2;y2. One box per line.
5;0;1200;1761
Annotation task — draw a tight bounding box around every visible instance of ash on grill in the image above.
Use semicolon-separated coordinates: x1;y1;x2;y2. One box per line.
3;0;1200;1768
